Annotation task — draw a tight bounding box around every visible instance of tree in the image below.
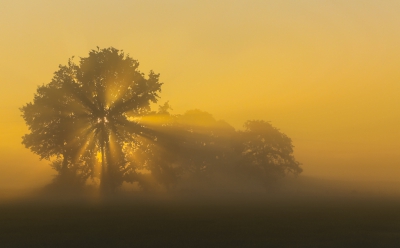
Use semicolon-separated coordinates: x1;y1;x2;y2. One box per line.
235;120;302;187
21;47;302;195
127;110;302;192
21;47;162;194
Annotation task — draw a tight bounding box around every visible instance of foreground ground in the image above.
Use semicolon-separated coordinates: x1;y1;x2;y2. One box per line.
0;191;399;248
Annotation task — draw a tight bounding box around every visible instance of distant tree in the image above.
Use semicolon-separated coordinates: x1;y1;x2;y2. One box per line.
235;120;302;186
170;110;236;182
21;47;162;194
120;109;237;191
122;110;302;192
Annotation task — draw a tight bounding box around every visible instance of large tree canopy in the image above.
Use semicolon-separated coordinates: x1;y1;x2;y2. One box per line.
21;47;302;195
21;47;162;193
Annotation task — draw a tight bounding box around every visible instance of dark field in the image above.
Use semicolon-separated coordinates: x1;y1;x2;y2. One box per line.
1;193;400;248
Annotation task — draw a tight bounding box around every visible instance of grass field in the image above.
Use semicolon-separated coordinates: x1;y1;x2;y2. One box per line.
0;191;399;248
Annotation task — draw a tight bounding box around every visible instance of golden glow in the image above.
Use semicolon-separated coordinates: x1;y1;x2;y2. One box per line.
134;114;173;127
74;129;96;163
1;1;400;190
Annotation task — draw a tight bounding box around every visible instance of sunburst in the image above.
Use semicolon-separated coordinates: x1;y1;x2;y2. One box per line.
21;47;163;194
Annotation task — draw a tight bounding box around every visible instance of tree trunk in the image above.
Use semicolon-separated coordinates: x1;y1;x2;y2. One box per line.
99;142;109;195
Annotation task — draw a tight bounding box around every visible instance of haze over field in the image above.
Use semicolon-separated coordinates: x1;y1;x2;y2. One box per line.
0;0;399;192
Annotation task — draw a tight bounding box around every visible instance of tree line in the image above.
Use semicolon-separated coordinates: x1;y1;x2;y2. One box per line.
20;47;302;195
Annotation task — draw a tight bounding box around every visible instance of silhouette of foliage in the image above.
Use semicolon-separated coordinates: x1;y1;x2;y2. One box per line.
21;47;162;193
123;110;302;192
235;120;302;187
21;47;302;195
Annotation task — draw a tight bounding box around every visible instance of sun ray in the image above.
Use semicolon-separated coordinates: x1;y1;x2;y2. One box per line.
65;121;96;149
64;81;98;113
131;113;174;128
72;128;96;163
21;48;166;194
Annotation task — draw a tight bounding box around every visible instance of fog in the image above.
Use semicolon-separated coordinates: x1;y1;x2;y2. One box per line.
1;1;400;190
1;2;400;246
1;173;399;206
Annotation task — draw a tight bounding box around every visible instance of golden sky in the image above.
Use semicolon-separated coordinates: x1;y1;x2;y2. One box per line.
0;0;399;188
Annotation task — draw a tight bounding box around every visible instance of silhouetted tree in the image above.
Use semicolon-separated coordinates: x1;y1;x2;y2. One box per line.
120;109;237;191
21;47;162;194
169;110;236;183
21;47;302;195
129;109;302;191
127;110;302;191
235;120;302;187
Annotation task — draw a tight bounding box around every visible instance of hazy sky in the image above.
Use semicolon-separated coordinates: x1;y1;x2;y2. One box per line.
0;0;399;188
